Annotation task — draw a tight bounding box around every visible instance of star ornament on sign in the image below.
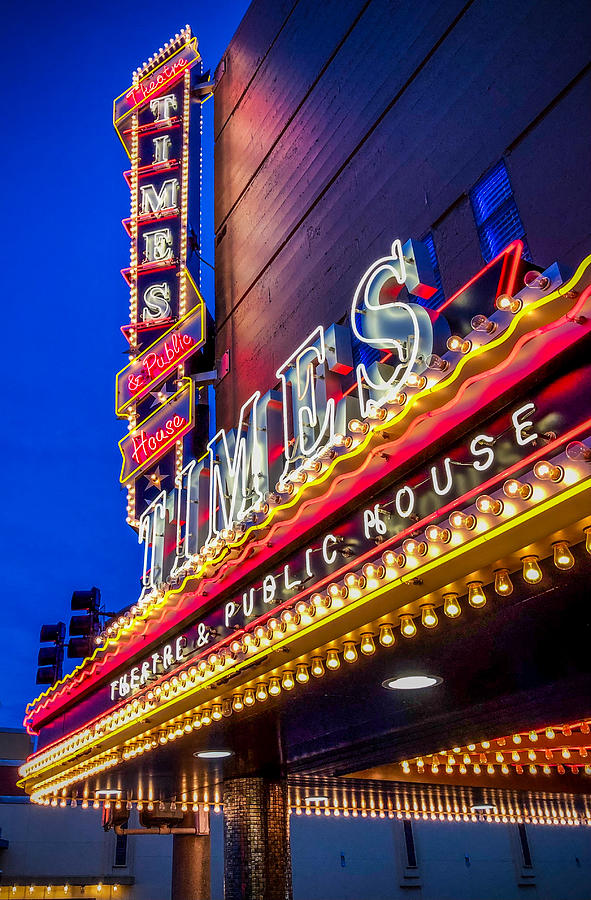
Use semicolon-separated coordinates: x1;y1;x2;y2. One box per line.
144;466;167;490
150;384;175;408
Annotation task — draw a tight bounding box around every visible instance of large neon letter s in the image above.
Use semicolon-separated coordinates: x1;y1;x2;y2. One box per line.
351;239;434;418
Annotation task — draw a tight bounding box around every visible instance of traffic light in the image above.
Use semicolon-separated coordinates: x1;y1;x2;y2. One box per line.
36;622;66;685
68;588;101;659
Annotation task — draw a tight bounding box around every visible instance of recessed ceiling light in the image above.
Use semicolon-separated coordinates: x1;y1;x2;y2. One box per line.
194;750;233;759
304;795;329;804
95;789;121;797
382;675;443;690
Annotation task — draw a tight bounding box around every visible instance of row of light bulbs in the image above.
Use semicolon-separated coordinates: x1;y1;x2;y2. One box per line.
290;805;590;828
135;26;192;76
402;722;591;779
27;521;587;800
2;888;119;897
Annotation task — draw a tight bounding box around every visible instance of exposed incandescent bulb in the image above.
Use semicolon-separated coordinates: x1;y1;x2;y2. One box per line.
343;642;358;663
553;541;574;570
443;593;461;618
467;582;486;608
311;657;325;677
475;495;503;515
255;683;268;702
281;671;295;690
399;615;416;637
522;556;542;584
503;478;532;500
296;665;309;683
533;460;563;483
585;527;591;555
565;440;591;461
421;605;438;628
494;568;513;595
378;624;395;647
447;335;471;353
268;677;281;696
426;353;449;372
326;649;340;670
243;689;256;707
471;314;496;333
360;633;376;655
495;293;522;313
425;524;451;543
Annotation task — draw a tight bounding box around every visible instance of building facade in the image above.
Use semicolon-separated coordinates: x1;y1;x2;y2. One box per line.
17;2;591;899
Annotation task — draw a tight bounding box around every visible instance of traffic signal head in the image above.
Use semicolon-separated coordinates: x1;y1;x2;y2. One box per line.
39;622;66;644
68;588;102;659
71;587;100;612
36;622;65;685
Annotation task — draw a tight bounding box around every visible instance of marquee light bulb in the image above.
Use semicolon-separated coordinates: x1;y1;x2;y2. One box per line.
425;524;451;543
255;683;268;702
565;440;591;461
211;705;222;721
326;649;340;670
282;671;295;690
402;538;427;557
522;556;542;584
494;568;513;595
585;527;591;555
360;633;376;655
383;550;405;569
399;615;416;637
533;460;563;483
421;605;438;628
503;478;532;500
475;495;503;515
524;270;551;290
446;335;471;354
378;624;395;647
296;665;309;683
268;677;281;696
232;694;244;712
449;510;476;530
343;642;358;663
243;689;256;707
467;582;486;607
406;372;427;389
426;353;449;372
443;593;461;618
348;418;370;435
552;541;574;570
363;563;385;585
495;293;522;314
471;314;496;334
311;657;325;677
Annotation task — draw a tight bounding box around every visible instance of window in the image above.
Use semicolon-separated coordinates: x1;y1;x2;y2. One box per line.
113;831;128;867
517;823;533;868
470;160;530;262
403;819;417;868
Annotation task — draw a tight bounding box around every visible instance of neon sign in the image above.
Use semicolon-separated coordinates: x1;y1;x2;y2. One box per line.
118;381;194;483
113;37;200;131
115;297;206;415
23;250;591;733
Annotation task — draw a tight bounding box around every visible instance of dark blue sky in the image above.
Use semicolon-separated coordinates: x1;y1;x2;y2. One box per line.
1;0;250;727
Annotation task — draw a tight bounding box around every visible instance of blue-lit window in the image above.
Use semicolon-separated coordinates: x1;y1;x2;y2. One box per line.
419;232;445;310
470;160;530;262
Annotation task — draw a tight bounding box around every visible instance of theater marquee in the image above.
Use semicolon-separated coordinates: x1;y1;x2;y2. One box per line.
17;27;591;821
